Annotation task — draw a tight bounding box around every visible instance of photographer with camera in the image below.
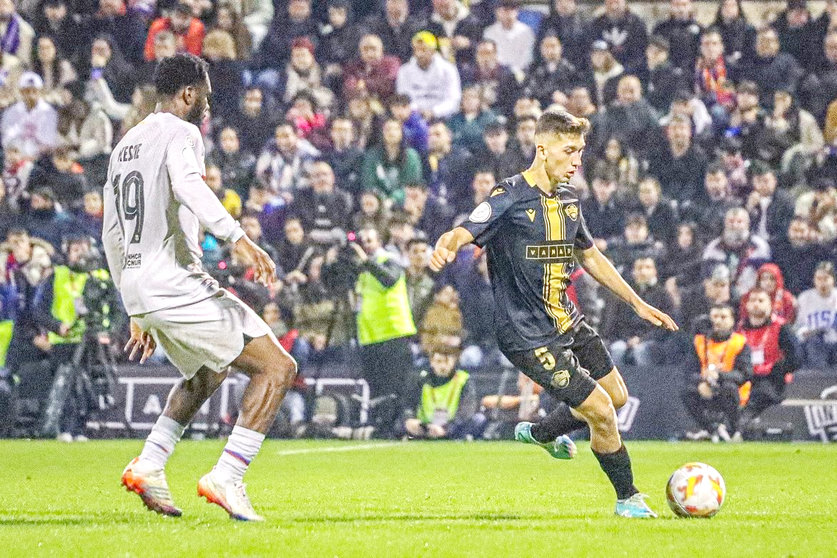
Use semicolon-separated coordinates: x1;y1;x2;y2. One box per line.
324;225;417;438
32;235;124;442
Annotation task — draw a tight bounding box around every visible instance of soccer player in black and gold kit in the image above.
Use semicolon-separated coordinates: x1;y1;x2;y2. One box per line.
430;110;678;518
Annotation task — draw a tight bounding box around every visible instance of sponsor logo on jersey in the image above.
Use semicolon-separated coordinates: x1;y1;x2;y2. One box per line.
125;253;142;268
550;369;571;389
525;242;574;262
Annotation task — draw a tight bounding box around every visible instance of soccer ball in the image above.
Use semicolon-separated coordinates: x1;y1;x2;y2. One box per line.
666;462;726;518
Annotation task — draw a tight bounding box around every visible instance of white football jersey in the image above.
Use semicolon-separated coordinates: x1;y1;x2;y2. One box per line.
102;112;244;316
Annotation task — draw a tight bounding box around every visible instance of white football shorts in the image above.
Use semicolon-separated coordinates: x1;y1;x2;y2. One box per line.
134;289;274;379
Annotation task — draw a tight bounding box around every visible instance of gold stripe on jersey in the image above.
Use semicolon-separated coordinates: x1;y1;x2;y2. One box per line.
540;197;573;332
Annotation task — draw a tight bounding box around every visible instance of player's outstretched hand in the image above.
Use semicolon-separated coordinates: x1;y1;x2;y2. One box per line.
235;235;276;287
125;318;156;364
430;231;459;272
633;301;679;331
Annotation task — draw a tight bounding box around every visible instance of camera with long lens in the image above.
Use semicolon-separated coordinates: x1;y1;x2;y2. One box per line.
322;231;363;292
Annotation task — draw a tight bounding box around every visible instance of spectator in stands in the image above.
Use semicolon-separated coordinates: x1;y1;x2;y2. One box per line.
58;82;113;179
745;161;795;242
317;0;362;73
144;2;204;61
403;346;485;440
285;91;330;151
795;177;837;243
325;116;364;199
419;284;462;354
596;75;660;162
795;261;837;368
87;0;147;67
1;141;33;212
590;0;648;75
682;302;752;441
365;0;425;63
235;87;279;156
291;160;352;246
682;162;740;243
425;0;483;66
135;29;175;86
404;236;434;326
279;37;334;110
447;85;498;155
256;121;320;200
648;114;708;205
460;38;521;118
741;26;803;106
27;146;86;212
772;217;832;295
76;190;103;241
634;176;677;247
389;94;428;155
425;119;474;213
0;0;34;66
694;27;737;114
589;40;623;108
202;30;245;122
738;286;800;427
739;263;797;325
205;164;242;218
403;181;454;243
254;0;318;74
208;126;256;201
482;0;535;72
243;180;288;245
84;35;135;104
31;34;75;107
475;123;518;181
343;33;400;104
645;35;687;113
606;212;667;273
396;31;462;120
652;0;703;72
702;206;772;300
602;256;673;366
525;35;583;110
32;0;81;61
535;0;591;71
1;72;57;159
759;88;824;177
581;172;625;247
774;0;820;72
212;2;252;61
507;114;537;170
678;263;731;334
361;118;423;205
352;190;390;237
712;0;756;65
274;216;312;277
662;221;704;288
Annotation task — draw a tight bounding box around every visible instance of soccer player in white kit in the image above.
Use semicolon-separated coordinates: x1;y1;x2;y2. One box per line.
103;54;297;521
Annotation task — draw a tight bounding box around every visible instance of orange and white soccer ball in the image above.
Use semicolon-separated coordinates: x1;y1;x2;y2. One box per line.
666;462;726;518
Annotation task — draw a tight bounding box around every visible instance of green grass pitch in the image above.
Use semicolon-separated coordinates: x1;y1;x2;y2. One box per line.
1;440;835;557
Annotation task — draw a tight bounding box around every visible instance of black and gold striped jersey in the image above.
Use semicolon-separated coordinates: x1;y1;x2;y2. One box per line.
461;173;594;353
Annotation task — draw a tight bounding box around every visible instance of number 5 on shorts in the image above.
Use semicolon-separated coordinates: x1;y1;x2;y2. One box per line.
534;347;556;371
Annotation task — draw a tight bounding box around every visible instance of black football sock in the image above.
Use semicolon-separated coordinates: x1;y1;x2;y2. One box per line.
530;404;587;443
592;444;639;500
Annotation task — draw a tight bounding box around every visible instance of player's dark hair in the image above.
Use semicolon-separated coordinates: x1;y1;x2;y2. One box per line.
154;53;209;97
534;109;590;138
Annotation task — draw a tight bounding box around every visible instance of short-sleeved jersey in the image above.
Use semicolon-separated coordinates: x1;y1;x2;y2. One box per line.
102;112;243;316
461;173;594;353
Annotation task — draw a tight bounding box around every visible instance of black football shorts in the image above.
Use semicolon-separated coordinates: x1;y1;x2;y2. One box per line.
503;320;615;408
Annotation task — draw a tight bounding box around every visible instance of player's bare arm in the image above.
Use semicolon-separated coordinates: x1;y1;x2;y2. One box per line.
430;227;475;272
576;244;678;331
234;235;276;287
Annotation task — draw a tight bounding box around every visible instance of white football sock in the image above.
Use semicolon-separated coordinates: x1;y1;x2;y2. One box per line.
137;415;185;470
214;425;265;482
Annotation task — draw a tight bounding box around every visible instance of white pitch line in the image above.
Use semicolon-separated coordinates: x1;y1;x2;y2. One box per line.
276;442;403;456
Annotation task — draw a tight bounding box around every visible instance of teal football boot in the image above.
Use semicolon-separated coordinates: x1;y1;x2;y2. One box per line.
514;422;577;460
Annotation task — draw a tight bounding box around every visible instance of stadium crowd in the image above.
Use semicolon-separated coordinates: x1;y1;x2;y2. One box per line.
1;0;836;441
